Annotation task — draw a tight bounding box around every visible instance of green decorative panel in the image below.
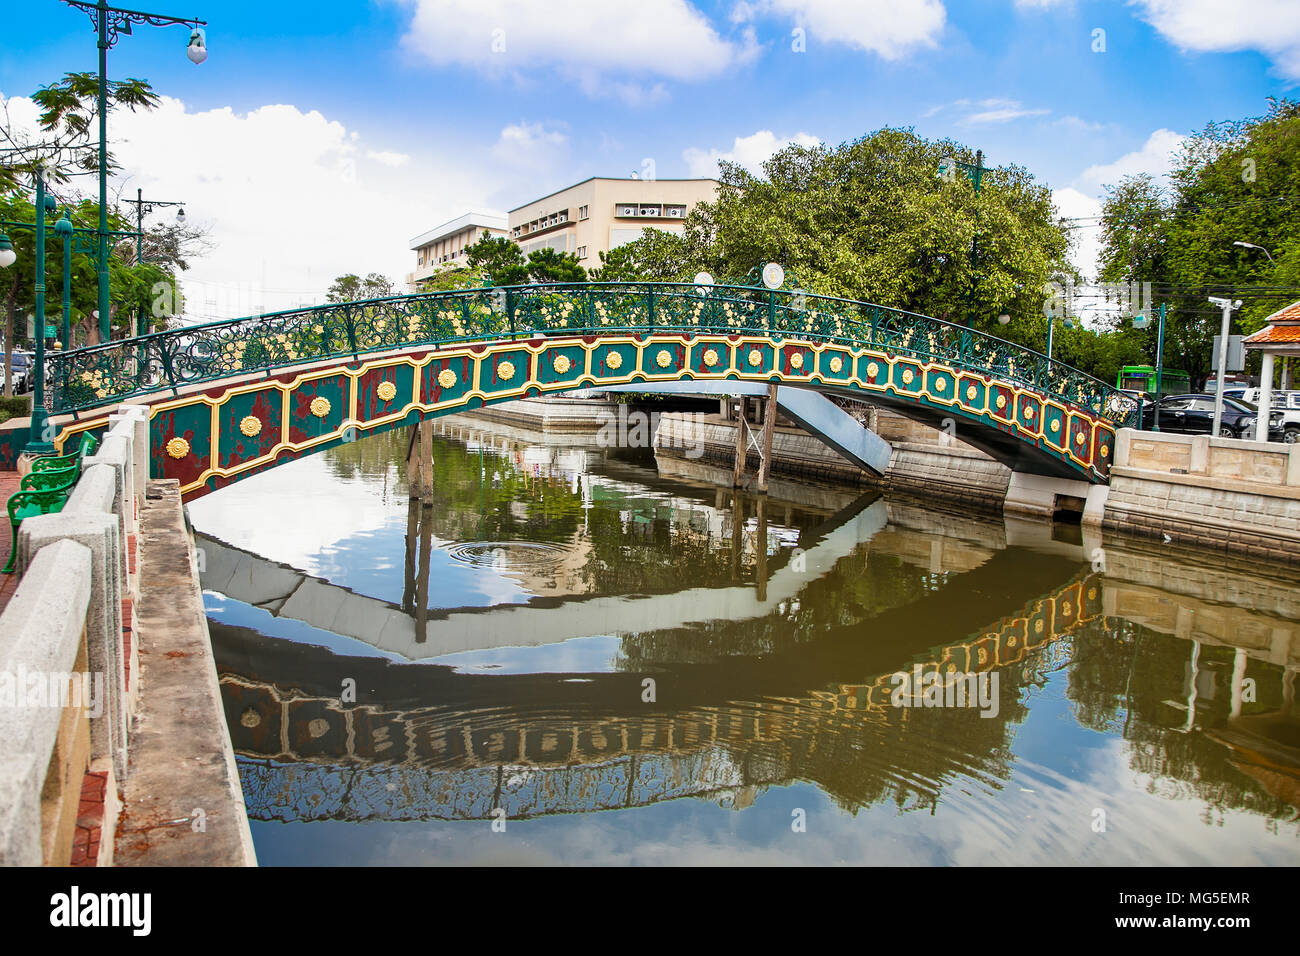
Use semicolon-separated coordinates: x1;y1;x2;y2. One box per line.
357;363;415;423
218;386;283;468
592;342;637;380
537;345;586;386
289;373;349;443
480;349;532;395
642;341;688;377
1042;402;1069;451
689;340;732;376
818;349;852;382
423;354;474;405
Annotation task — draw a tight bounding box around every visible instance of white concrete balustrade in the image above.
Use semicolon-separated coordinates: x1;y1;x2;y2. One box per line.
0;407;148;865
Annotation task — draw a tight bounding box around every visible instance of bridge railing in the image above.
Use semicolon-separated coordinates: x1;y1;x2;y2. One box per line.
44;282;1140;428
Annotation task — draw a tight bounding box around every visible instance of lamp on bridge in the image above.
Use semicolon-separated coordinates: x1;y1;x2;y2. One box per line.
997;312;1010;325
0;233;14;269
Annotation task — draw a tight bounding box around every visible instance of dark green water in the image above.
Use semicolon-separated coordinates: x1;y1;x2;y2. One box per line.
187;417;1300;865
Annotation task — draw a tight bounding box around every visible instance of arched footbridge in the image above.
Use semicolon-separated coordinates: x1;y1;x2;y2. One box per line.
39;281;1141;499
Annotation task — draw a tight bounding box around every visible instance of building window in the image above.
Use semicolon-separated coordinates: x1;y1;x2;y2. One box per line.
578;205;589;220
577;245;587;259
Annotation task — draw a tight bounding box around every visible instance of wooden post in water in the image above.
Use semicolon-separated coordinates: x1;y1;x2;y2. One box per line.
419;420;434;502
732;399;748;487
415;503;432;643
756;383;778;493
406;423;423;499
755;493;768;602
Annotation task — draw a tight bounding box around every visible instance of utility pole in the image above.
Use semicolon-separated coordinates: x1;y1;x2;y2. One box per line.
1209;296;1241;437
122;188;185;336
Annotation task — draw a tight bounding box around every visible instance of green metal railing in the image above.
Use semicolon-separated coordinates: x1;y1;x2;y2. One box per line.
44;281;1141;428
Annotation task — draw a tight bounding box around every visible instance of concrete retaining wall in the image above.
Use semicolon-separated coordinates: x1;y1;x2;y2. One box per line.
1101;428;1300;564
653;404;1012;509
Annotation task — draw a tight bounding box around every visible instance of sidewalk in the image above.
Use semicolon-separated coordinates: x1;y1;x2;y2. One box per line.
0;471;19;614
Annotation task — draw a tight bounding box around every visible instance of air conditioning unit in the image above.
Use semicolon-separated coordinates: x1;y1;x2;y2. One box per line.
620;206;637;217
665;207;684;217
640;206;660;217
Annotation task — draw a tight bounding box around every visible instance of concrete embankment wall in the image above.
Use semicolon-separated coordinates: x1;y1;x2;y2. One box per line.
654;405;1011;511
1100;428;1300;565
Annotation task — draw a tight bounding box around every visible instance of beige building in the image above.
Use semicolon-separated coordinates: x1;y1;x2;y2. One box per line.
407;210;508;289
508;177;718;271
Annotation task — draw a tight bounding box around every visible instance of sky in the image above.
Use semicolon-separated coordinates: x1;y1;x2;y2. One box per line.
1;0;1298;320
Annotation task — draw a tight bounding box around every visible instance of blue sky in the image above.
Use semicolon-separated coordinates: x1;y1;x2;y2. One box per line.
1;0;1296;316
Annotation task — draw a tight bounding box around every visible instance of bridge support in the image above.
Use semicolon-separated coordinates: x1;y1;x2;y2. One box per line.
407;421;434;501
1004;471;1109;527
729;386;778;490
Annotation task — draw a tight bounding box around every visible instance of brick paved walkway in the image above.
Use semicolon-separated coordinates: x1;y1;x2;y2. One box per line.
0;471;19;614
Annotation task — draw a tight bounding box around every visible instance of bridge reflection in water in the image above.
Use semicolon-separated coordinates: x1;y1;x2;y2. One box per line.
188;417;1300;864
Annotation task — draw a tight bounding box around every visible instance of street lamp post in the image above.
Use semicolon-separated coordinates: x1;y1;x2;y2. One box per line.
123;188;184;337
63;0;206;343
1232;240;1275;266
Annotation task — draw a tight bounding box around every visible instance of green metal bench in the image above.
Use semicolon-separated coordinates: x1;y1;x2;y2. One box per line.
29;433;98;473
2;435;98;574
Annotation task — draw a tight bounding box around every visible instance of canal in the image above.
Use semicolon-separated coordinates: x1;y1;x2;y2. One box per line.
187;416;1300;865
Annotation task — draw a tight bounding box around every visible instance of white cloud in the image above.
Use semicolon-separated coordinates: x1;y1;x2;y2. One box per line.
927;97;1051;125
1051;115;1108;134
1014;0;1070;9
366;150;410;167
492;121;568;163
1075;127;1185;196
1060;128;1185;282
1132;0;1300;78
1053;186;1104;283
682;129;821;177
0;93;515;320
743;0;946;59
399;0;757;94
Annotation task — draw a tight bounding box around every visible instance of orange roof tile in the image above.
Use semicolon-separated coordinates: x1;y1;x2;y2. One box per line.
1262;300;1300;324
1245;324;1300;344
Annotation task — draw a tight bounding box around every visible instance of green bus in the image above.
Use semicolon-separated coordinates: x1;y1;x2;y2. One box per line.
1116;365;1190;397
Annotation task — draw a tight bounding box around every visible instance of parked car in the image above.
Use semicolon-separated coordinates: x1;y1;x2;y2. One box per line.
2;353;31;394
1222;388;1300;443
1141;393;1285;440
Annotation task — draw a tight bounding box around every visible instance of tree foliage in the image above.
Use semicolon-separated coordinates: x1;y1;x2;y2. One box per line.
463;235;587;285
1;73;160;192
590;228;693;282
326;272;394;303
1099;97;1300;388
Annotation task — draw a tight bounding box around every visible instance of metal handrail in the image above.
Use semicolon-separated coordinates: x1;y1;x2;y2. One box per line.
44;281;1141;428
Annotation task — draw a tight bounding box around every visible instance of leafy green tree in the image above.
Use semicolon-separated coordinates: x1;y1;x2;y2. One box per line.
1099;98;1300;388
2;73;160;191
465;235;529;285
415;265;482;292
590;228;692;282
525;247;585;283
681;128;1070;337
326;272;394;303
